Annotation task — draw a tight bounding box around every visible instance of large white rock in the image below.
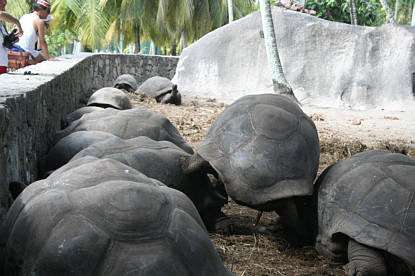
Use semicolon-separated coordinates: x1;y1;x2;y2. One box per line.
173;7;415;110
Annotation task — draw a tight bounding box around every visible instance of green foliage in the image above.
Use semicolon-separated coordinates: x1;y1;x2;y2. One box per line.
305;0;386;26
4;0;30;30
45;29;74;57
5;0;30;17
49;0;257;52
257;0;277;10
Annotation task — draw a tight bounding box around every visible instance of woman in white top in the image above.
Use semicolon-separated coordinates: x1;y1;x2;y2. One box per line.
0;0;23;74
14;0;52;64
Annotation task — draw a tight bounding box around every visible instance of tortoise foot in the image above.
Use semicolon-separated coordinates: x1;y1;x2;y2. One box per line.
213;215;234;235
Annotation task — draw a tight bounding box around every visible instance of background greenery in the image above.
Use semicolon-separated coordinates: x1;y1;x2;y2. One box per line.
3;0;415;57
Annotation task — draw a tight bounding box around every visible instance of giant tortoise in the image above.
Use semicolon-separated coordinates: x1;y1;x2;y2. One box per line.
314;150;415;276
87;87;132;110
136;76;181;105
182;94;320;241
54;107;193;154
39;130;117;177
0;157;234;276
70;136;228;231
62;106;105;128
113;74;137;93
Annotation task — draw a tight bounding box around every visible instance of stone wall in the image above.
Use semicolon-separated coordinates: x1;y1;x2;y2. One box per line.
0;53;179;222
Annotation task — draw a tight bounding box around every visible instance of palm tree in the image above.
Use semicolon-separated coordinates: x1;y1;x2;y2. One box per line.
101;0;160;53
379;0;396;23
258;0;298;103
350;0;358;25
5;0;29;18
51;0;256;54
53;0;112;50
395;0;400;21
228;0;234;22
412;3;415;25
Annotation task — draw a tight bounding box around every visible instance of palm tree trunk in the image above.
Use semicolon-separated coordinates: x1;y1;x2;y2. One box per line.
394;0;400;21
379;0;396;23
73;36;82;54
150;40;156;55
412;2;415;25
259;0;298;103
134;27;140;54
179;32;187;54
228;0;234;23
119;34;124;53
349;0;358;25
171;40;177;56
403;0;410;23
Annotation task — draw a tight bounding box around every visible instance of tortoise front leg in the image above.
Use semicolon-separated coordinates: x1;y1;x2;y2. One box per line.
274;198;312;244
345;239;387;276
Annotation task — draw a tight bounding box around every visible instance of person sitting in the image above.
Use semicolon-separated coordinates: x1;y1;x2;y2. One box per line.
10;0;56;64
0;0;23;74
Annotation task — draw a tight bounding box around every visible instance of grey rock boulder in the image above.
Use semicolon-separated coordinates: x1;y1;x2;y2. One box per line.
173;7;415;110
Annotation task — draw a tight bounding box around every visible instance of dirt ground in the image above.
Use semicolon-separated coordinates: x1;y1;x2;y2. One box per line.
130;93;414;276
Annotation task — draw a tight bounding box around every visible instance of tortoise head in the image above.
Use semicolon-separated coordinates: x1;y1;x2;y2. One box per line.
180;154;229;231
171;84;178;95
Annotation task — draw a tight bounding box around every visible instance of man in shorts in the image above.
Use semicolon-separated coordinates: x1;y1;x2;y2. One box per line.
11;0;55;64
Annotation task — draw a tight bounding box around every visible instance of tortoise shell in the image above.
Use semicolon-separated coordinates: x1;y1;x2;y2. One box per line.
87;87;132;110
0;157;233;275
39;130;116;177
197;94;320;209
315;150;415;273
54;108;193;154
136;76;174;98
113;74;138;92
63;106;104;127
71;136;228;230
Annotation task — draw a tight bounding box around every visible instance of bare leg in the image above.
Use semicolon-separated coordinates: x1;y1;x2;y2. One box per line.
345;239;387;276
28;55;45;65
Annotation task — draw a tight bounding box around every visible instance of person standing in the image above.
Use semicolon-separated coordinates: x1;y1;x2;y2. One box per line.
12;0;54;64
0;0;23;75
